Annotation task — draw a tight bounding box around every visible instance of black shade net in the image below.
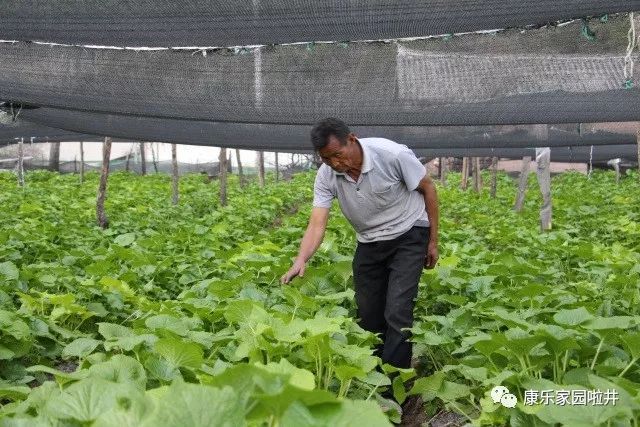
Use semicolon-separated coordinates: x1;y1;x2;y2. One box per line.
2;17;640;127
0;119;102;144
1;1;637;47
2;112;638;164
4;109;637;153
415;145;638;163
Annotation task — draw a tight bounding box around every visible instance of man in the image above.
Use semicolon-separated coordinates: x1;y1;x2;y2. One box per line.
281;117;439;370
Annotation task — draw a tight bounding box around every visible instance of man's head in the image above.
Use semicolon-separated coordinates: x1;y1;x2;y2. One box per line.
310;118;361;173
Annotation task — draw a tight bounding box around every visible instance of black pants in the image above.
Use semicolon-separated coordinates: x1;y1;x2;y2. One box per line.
352;226;430;369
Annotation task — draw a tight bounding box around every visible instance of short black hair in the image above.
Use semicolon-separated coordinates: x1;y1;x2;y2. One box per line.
310;117;350;150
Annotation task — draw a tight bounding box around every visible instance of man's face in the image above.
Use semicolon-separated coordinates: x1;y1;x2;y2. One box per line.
317;134;357;173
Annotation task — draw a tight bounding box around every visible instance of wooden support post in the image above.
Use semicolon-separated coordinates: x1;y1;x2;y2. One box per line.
139;142;147;175
151;142;159;173
96;137;112;229
439;157;447;187
48;142;60;172
17;137;24;187
514;156;531;212
472;157;482;193
637;126;640;181
219;148;228;206
235;148;245;186
257;151;265;187
536;147;552;231
613;161;621;184
79;141;85;184
460;157;469;190
171;144;179;205
125;144;133;172
490;156;498;198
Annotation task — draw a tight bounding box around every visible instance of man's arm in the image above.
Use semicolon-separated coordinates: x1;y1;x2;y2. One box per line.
416;175;439;269
280;207;330;283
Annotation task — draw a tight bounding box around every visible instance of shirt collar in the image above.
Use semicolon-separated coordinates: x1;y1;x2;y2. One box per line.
359;139;373;173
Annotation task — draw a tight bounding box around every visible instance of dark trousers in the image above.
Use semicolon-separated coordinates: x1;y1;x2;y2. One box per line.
352;226;430;369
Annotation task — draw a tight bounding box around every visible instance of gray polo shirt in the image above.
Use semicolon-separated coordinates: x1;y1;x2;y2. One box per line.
313;137;429;243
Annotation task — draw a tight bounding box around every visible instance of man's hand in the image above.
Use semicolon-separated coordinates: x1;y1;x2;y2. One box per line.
424;241;438;269
280;259;307;284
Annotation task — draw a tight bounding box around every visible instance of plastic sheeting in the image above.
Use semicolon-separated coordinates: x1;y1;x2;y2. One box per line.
2;1;637;47
2;17;639;126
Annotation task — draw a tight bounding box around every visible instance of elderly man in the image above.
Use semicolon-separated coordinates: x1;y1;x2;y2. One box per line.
281;117;439;369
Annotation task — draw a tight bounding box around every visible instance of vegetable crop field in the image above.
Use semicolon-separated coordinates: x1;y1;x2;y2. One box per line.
0;169;639;426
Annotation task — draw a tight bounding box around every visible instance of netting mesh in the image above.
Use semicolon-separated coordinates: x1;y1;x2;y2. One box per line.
1;12;639;163
1;115;638;164
1;16;639;127
3;110;637;151
1;1;635;47
414;145;638;163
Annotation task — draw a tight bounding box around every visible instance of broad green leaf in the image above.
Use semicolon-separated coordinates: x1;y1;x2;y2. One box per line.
583;316;636;331
0;261;19;281
334;365;364;383
99;277;135;298
114;233;136;247
98;322;135;339
144;355;180;382
88;355;147;390
535;400;630;426
437;381;471;402
103;334;157;352
409;371;445;395
620;331;640;360
62;338;101;359
361;370;392;387
588;374;640;411
280;401;321;427
25;365;87;385
416;330;454;346
0;311;31;341
0;344;16;360
442;364;488;382
143;383;244;427
44;378;140;422
392;375;407;404
0;383;30;401
553;307;594;326
257;359;315;390
145;314;189;336
303;400;391;427
489;307;532;329
154;338;203;368
93;393;154;427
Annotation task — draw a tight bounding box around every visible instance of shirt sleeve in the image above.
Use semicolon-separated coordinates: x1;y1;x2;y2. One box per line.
312;165;335;208
395;149;427;191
